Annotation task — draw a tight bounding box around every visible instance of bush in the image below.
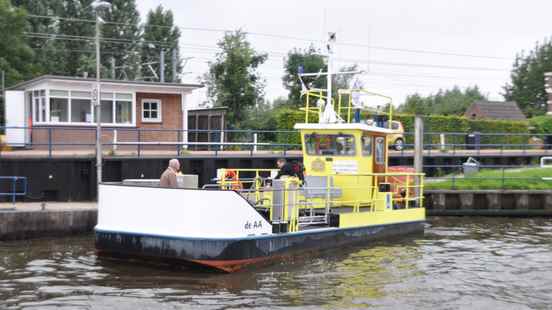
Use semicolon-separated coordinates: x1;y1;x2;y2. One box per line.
529;116;552;134
274;110;531;146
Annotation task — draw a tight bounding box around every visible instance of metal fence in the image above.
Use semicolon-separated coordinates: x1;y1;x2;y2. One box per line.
2;126;552;159
0;176;27;205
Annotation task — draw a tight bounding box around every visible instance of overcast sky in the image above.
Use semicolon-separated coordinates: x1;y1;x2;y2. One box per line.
136;0;552;107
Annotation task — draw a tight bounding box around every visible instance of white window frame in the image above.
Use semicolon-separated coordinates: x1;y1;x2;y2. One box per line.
29;87;135;127
141;98;162;123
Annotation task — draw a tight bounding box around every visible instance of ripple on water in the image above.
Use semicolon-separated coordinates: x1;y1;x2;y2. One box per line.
1;219;552;309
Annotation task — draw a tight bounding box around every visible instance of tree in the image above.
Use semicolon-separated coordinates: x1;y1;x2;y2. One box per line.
101;0;141;80
204;30;267;128
11;0;66;75
399;86;487;116
140;5;181;82
282;45;326;106
504;39;552;117
56;0;95;76
0;0;35;126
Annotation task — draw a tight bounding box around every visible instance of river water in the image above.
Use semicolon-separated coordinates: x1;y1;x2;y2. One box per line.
1;217;552;310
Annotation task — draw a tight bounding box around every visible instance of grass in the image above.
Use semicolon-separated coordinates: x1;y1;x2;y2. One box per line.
426;167;552;190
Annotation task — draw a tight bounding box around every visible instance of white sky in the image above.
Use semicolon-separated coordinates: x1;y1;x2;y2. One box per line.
136;0;552;108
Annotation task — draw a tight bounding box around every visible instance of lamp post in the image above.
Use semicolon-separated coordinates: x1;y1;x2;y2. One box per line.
92;0;111;198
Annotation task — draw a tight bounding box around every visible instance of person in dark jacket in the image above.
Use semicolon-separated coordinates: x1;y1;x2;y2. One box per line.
275;159;304;182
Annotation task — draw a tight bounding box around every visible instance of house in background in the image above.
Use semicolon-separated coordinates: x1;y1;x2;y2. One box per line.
4;75;203;149
464;100;526;121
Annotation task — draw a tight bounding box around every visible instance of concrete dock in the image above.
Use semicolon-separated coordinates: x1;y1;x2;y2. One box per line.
0;202;97;241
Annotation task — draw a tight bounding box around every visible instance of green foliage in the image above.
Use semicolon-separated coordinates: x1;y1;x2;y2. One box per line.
529;115;552;134
204;30;267;129
141;5;181;82
273;109;530;147
101;0;141;80
426;167;552;190
282;46;326;107
399;86;487;115
0;0;35;127
393;114;528;146
504;39;552;117
55;0;95;76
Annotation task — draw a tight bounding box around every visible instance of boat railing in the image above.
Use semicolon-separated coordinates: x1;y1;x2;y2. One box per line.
213;169;424;232
301;88;394;127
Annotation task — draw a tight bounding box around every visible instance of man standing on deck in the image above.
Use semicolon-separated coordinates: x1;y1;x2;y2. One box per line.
160;159;180;188
275;158;304;183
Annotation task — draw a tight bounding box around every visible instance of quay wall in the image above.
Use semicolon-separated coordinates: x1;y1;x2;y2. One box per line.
0;153;538;202
425;190;552;216
0;207;97;241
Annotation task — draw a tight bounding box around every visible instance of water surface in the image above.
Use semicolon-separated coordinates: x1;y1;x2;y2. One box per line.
1;217;552;309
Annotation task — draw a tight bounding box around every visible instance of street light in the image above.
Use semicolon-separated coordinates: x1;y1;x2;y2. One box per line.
92;0;111;197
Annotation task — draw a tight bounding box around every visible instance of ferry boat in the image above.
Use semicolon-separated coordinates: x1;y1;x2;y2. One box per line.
95;37;425;272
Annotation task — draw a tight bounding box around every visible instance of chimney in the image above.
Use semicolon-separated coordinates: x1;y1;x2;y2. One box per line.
546;73;552;115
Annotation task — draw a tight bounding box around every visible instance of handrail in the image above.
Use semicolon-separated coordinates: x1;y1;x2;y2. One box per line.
211;169;425;232
0;176;27;204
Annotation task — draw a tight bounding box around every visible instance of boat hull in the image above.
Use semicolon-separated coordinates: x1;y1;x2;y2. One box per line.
95;220;424;272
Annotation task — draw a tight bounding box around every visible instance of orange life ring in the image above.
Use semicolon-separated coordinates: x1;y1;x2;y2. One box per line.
223;170;243;191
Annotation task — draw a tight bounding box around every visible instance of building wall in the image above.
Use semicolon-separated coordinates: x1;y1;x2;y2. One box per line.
135;92;183;144
29;92;183;150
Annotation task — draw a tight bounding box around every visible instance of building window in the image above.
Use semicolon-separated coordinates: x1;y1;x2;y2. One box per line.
116;101;132;124
71;98;92;123
142;99;162;122
30;89;134;126
49;97;69;123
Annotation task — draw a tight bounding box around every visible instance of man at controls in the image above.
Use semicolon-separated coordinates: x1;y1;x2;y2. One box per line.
160;158;180;188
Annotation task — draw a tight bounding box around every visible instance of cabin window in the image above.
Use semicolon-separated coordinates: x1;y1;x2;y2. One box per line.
304;134;356;156
362;135;372;156
375;137;385;164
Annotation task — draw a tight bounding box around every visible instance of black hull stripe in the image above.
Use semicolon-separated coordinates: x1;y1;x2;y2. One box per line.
94;220;425;242
95;221;425;265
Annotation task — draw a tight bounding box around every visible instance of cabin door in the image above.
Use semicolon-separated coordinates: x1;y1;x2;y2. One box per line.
373;136;386;183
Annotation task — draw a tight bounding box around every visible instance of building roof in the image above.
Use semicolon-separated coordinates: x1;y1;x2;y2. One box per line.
188;106;228;112
294;122;395;134
7;75;203;91
466;101;526;120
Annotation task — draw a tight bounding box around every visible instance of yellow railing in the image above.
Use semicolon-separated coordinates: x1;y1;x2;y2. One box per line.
300;88;395;129
215;169;425;232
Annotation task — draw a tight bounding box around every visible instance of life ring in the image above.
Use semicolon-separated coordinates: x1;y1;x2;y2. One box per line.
223;170;243;191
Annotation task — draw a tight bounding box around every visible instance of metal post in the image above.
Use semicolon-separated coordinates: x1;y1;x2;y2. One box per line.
326;34;333;108
253;133;258;153
414;116;424;173
172;49;178;82
160;49;165;83
113;129;117;152
95;14;103;194
414;116;424;199
48;127;52;158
